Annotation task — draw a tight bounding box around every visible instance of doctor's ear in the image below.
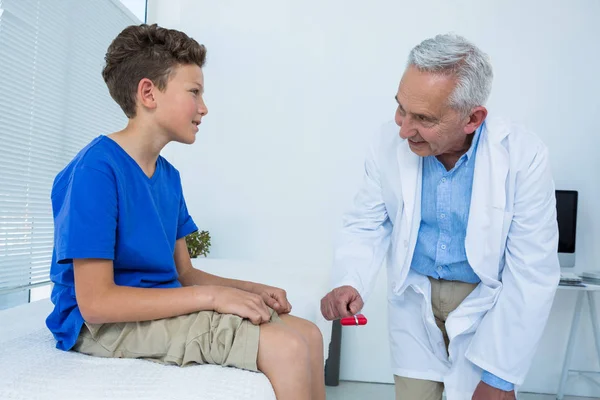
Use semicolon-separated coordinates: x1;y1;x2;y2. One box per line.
463;106;488;134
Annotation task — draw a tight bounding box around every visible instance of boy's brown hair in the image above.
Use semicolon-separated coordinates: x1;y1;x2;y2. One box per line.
102;24;206;118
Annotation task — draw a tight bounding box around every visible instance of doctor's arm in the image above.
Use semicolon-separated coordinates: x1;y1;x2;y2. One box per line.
321;130;393;320
466;144;560;387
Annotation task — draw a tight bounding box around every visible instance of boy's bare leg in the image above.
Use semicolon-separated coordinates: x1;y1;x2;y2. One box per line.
258;322;311;400
278;314;326;400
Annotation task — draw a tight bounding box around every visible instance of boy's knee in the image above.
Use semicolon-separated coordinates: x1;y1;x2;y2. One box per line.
279;330;309;361
305;321;323;349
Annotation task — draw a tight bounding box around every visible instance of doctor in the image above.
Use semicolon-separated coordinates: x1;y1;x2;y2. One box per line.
320;34;559;400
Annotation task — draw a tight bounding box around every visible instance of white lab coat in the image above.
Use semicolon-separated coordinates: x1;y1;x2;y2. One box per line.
331;117;560;400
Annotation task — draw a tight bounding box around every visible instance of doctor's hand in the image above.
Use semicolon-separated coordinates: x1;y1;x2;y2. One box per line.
320;286;364;321
472;381;516;400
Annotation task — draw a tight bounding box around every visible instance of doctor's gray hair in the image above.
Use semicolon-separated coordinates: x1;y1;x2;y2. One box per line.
407;34;493;115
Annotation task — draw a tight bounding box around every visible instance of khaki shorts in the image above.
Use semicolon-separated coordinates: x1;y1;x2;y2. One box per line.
73;309;280;372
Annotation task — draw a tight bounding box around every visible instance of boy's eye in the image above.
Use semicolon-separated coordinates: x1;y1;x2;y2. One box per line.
190;89;199;95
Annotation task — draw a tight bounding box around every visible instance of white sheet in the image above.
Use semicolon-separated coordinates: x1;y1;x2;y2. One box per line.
0;300;276;400
0;259;332;400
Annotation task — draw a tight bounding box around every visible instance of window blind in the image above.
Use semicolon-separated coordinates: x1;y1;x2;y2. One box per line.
0;0;140;294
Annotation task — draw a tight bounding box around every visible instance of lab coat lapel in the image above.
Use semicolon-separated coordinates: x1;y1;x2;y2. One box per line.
465;120;510;283
396;141;422;265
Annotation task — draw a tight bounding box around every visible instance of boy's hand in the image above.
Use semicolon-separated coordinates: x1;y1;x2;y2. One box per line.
251;283;292;315
211;286;272;325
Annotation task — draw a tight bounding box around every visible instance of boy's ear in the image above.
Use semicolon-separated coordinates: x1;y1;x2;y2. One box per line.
137;78;157;110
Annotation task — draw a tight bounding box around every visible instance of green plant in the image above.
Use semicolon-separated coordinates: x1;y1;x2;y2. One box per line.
186;230;211;258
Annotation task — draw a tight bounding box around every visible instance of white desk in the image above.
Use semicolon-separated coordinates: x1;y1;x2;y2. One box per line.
556;282;600;399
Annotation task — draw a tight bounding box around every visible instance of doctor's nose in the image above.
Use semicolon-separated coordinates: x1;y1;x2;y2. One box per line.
399;118;417;140
395;111;403;128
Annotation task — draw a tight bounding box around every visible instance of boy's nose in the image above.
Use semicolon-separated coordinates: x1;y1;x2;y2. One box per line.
198;99;208;116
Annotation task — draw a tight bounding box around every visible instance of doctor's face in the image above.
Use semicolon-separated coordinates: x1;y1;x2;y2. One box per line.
395;66;473;158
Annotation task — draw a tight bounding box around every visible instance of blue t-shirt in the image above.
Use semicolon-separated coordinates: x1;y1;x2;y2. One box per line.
46;135;198;351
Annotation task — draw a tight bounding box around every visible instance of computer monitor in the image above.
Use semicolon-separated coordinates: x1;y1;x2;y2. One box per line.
556;190;578;268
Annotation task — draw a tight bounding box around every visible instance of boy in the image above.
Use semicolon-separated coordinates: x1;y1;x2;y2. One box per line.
46;24;325;400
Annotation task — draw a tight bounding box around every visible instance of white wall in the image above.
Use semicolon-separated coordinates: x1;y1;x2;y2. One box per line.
148;0;600;396
116;0;146;22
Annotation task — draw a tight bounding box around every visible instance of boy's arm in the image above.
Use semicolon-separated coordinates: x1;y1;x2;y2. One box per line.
174;238;257;291
174;238;292;314
74;258;271;325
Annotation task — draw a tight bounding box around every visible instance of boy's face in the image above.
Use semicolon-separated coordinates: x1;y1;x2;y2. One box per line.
154;64;208;144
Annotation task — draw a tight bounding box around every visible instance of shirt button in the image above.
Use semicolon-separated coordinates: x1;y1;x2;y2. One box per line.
441;244;447;250
441;177;447;183
440;213;446;219
437;266;443;272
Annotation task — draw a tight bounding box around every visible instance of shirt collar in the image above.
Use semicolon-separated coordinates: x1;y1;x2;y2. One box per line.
463;120;485;164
